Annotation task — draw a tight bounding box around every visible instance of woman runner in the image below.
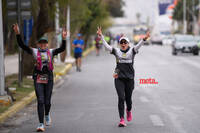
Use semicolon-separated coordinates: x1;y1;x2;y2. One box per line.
13;24;67;132
97;26;150;127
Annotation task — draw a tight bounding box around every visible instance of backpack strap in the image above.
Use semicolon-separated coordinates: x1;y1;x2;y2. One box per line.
47;50;53;71
37;50;42;71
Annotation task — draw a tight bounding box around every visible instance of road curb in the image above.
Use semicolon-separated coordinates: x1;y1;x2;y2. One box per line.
0;45;95;124
55;64;73;76
0;91;35;123
83;45;95;57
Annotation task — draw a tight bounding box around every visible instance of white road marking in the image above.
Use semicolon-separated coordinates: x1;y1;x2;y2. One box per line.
163;110;187;133
139;96;149;103
155;102;187;133
149;114;164;126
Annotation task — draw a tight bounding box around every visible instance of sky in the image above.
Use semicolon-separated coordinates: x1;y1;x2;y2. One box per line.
121;0;159;25
110;0;159;38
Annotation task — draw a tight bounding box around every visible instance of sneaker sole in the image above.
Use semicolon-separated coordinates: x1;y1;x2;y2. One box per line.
37;128;45;132
118;124;127;127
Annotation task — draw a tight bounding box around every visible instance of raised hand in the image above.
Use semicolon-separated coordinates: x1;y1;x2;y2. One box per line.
113;73;118;79
77;44;81;48
97;26;102;37
12;23;20;34
62;28;67;39
143;31;150;41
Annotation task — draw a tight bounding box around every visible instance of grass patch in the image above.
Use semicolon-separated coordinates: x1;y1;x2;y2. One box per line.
0;106;10;114
0;74;34;114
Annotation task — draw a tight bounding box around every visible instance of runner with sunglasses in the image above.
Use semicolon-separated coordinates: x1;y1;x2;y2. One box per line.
97;26;150;127
13;23;67;132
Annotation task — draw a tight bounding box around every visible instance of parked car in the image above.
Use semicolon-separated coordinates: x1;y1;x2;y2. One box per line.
151;33;163;45
162;35;174;45
172;34;199;55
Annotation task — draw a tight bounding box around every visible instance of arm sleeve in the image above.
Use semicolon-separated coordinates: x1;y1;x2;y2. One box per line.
52;40;66;56
134;39;144;53
110;48;116;55
100;35;113;52
16;35;32;55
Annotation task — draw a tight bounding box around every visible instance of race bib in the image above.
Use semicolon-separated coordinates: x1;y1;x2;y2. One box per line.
37;74;48;84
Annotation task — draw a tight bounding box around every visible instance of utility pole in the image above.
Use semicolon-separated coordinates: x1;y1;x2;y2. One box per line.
55;2;61;63
183;0;187;34
0;0;6;95
66;5;70;57
17;0;23;86
198;0;200;34
192;0;195;34
65;5;74;63
191;0;198;35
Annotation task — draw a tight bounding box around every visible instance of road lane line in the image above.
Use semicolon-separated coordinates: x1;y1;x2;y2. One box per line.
154;101;187;133
163;110;187;133
149;114;164;126
139;96;149;103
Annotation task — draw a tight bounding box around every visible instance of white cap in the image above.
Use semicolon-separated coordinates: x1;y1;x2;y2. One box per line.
119;36;130;43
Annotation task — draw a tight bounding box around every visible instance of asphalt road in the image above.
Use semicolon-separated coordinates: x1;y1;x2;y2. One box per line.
1;44;200;133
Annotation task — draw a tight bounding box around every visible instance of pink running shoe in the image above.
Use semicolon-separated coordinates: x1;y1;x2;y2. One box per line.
118;118;127;127
126;109;132;122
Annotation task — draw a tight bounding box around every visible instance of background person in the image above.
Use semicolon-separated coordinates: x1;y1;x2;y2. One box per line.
95;35;102;56
72;33;84;72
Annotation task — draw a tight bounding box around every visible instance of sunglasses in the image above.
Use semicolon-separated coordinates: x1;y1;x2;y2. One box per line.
120;39;128;44
38;40;48;44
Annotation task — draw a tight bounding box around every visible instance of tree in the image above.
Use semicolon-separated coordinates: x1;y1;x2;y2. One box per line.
23;0;58;75
103;0;124;17
2;0;17;54
173;0;199;33
2;0;115;75
79;0;111;47
23;0;112;75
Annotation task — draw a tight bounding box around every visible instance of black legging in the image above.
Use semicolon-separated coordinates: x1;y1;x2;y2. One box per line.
114;78;134;118
34;79;53;123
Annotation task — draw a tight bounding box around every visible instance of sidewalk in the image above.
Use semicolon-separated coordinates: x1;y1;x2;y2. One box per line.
5;54;18;76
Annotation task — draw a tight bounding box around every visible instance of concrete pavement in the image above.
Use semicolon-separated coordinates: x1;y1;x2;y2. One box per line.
5;54;18;76
1;45;200;133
